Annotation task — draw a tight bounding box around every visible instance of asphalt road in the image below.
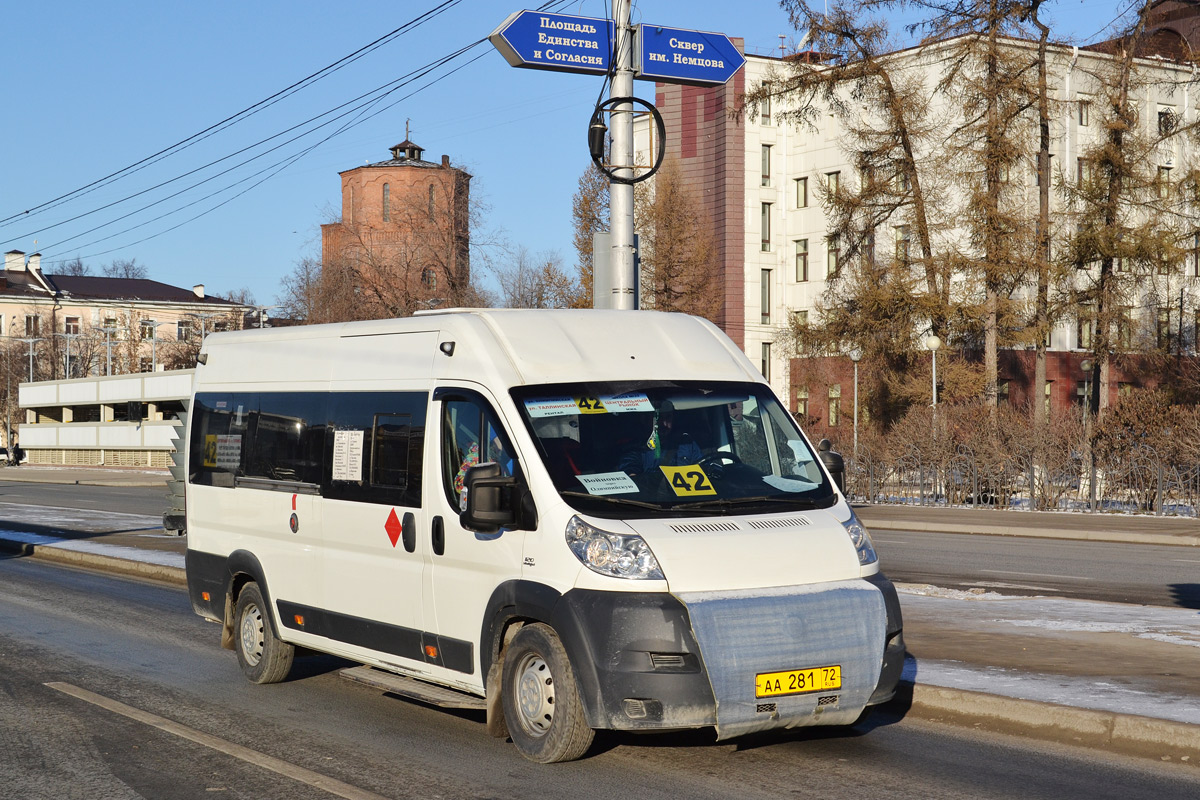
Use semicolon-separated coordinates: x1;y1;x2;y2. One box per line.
0;481;165;517
872;529;1200;608
1;555;1197;799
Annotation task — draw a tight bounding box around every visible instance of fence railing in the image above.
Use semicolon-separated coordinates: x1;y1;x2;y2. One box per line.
845;443;1200;517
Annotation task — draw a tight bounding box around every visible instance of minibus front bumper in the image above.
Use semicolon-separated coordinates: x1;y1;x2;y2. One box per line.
554;573;903;735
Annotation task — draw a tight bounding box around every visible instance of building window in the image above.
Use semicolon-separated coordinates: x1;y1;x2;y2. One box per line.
795;387;809;417
825;171;840;195
1193;232;1200;277
177;320;192;341
795;240;809;282
827;235;841;278
1079;99;1090;126
761;342;772;382
997;380;1010;406
895;225;912;265
760;82;772;124
25;315;39;337
761;269;771;324
760;203;772;252
422;268;437;291
1157;309;1171;349
1077;158;1089;185
1158;108;1177;136
64;316;81;335
140;319;156;340
1075;380;1089;407
428;184;436;218
761;145;772;187
1077;306;1095;349
1118;307;1133;348
1157;166;1171;199
828;384;842;427
139;356;153;373
382;183;391;222
795;177;808;208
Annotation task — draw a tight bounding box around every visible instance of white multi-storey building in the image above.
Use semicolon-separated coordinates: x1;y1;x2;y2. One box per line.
653;27;1200;426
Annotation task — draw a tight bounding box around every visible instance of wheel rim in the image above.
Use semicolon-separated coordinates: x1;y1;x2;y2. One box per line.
240;602;265;667
514;652;555;737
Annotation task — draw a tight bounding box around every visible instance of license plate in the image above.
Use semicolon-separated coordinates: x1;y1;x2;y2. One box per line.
755;665;842;698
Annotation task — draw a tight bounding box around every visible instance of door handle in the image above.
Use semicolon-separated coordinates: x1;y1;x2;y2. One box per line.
402;512;416;553
432;516;445;556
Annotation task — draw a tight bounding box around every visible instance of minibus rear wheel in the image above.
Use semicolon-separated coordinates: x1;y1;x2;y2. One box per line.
501;623;594;763
234;582;294;684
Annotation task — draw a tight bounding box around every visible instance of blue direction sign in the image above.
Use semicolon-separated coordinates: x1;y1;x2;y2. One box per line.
635;25;745;86
490;10;614;76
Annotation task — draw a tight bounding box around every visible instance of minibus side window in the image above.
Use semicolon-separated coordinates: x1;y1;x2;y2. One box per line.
325;392;426;507
190;392;246;487
243;392;328;485
442;397;515;511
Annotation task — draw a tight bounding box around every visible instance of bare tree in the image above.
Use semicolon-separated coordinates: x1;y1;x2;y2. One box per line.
570;163;610;309
57;257;91;276
102;258;148;279
495;247;580;309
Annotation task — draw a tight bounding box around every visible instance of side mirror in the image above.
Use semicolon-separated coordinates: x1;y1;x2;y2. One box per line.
461;462;518;534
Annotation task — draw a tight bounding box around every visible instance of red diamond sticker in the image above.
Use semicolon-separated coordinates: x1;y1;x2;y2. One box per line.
384;509;403;548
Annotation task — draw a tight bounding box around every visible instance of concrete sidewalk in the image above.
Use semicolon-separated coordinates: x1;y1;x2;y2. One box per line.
0;465;1196;767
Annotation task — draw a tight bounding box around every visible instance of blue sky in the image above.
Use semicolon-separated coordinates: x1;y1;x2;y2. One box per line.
1;0;1136;306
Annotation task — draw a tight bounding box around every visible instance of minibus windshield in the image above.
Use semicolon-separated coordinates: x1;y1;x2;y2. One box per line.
511;382;836;517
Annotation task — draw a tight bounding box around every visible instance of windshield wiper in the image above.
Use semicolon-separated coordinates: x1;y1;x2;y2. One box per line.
559;491;733;515
682;495;827;510
559;491;668;510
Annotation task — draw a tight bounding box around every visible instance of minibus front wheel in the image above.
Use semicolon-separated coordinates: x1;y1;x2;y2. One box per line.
234;582;294;684
502;623;594;763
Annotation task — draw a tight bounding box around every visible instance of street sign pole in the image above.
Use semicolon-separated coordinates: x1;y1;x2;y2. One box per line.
609;0;636;311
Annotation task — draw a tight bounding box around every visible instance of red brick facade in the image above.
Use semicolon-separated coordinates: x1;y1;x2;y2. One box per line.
655;50;747;348
321;143;471;309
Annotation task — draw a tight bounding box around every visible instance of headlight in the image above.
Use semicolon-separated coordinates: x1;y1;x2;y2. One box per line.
566;516;664;580
842;509;878;566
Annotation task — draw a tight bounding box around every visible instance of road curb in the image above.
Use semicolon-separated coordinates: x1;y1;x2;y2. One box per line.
895;681;1200;766
0;537;186;585
864;518;1200;547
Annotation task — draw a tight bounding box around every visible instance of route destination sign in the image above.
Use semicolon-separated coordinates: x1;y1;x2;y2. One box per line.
490;10;614;76
636;25;745;86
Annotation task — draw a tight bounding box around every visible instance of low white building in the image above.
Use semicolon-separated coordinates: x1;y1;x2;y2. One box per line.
18;369;192;467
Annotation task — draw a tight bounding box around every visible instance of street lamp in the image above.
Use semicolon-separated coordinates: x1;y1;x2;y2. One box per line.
252;304;281;329
54;332;82;379
14;337;42;382
1081;358;1097;512
146;321;172;372
185;312;221;342
926;334;942;408
848;348;861;465
99;325;118;376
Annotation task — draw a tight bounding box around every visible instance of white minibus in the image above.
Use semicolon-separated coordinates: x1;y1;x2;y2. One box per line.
184;309;903;762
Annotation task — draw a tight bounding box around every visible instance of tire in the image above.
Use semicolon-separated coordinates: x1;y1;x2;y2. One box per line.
501;623;594;763
233;582;294;684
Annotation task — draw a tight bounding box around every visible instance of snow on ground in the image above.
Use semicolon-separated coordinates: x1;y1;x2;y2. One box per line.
899;583;1200;724
0;502;162;531
0;529;185;568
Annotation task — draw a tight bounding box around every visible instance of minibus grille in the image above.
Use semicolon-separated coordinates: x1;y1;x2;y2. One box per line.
745;516;812;530
668;521;742;533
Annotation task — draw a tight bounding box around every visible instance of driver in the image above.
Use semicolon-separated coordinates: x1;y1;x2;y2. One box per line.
619;401;701;475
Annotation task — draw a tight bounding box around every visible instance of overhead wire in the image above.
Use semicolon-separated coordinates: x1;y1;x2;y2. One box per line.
0;0;466;230
33;0;575;262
